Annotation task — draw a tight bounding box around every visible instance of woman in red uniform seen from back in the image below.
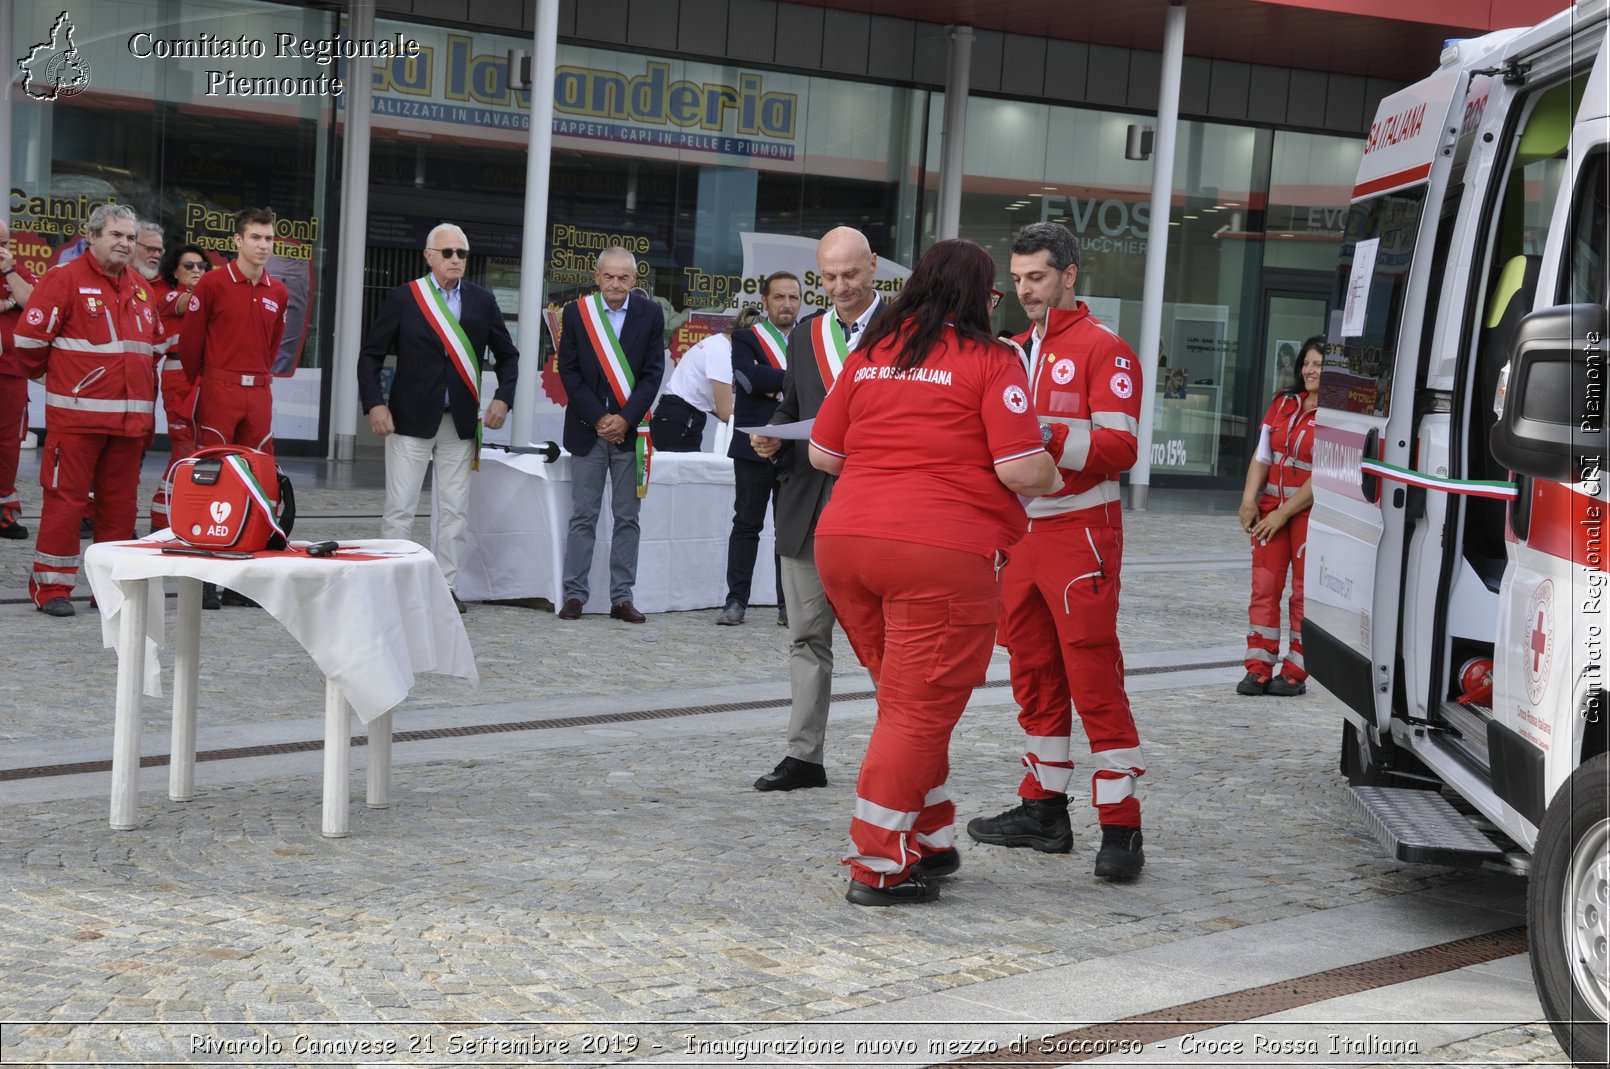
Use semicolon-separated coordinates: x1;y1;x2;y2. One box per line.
808;238;1062;906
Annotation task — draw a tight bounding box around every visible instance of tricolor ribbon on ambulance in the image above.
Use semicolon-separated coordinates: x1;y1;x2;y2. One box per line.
811;313;850;386
1359;458;1519;500
752;320;789;371
409;276;482;470
578;293;654;497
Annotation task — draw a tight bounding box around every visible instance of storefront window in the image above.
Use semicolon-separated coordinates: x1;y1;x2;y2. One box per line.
13;0;339;443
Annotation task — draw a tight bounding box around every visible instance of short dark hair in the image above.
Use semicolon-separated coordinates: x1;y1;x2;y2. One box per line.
234;207;276;236
761;270;800;297
159;243;210;288
1011;221;1081;272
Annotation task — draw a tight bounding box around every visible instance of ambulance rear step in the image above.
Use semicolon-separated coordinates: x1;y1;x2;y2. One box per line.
1349;786;1506;867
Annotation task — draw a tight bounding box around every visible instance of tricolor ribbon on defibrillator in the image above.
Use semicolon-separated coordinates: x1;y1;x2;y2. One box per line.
409;276;483;470
1360;458;1519;500
223;454;286;542
578;293;655;497
811;313;850;386
753;320;789;370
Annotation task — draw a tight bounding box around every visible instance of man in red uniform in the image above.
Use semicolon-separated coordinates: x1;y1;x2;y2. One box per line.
176;207;287;458
966;222;1149;880
0;219;40;539
9;204;167;617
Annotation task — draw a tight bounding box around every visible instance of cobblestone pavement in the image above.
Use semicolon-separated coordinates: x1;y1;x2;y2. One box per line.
0;457;1571;1067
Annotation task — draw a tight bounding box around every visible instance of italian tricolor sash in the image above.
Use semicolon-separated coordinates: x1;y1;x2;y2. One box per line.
577;293;655;497
578;294;636;408
811;314;850;386
1360;458;1519;500
224;454;286;543
753;320;789;370
409;276;483;469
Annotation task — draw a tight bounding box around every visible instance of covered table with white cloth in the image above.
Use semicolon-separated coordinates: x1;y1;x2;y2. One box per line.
83;539;477;837
454;448;776;613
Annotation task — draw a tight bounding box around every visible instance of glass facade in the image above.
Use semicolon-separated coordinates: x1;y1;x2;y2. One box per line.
11;0;1364;475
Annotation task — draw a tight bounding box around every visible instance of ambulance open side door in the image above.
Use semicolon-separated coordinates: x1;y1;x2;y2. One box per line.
1305;69;1471;733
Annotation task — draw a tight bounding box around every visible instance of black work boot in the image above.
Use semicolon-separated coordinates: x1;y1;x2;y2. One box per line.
1094;825;1145;880
966;795;1074;853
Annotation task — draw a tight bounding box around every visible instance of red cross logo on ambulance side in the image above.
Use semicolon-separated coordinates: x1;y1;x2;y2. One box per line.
1525;579;1554;705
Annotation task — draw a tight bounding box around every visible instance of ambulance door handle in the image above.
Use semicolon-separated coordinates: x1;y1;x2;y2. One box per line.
1361;428;1381;504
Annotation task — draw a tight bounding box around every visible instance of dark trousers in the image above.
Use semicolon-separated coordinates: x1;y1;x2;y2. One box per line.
726;457;782;607
649;393;705;453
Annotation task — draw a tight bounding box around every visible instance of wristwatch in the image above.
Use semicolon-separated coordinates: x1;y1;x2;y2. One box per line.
1040;424;1053;446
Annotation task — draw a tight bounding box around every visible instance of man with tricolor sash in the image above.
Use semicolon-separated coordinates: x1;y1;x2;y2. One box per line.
555;246;666;623
719;270;802;627
357;223;519;613
749;227;883;791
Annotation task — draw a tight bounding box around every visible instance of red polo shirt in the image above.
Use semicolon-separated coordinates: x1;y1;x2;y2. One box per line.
175;260;288;380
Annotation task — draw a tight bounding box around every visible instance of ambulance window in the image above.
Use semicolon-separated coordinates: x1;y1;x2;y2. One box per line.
1322;188;1427;418
1561;150;1608;305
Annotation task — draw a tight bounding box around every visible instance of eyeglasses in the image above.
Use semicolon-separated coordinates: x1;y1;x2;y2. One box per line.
179;260;206;271
137;242;163;255
429;247;470;259
989;289;1003;309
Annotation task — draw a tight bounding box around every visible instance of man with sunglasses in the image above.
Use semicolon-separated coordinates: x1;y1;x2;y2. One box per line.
176;207;288;462
358;223;519;614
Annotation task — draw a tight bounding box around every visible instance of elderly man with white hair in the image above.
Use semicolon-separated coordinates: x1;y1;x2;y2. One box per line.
357;222;519;613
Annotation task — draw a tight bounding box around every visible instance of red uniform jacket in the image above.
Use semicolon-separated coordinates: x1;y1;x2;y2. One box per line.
12;255;167;437
1012;302;1141;525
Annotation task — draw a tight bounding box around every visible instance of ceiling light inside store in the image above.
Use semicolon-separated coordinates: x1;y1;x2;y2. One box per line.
1184;215;1198;220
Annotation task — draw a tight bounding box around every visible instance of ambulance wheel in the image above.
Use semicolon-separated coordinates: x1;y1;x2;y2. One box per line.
1340;720;1431;788
1528;753;1609;1067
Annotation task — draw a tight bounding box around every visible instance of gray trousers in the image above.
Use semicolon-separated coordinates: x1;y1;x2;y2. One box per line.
562;437;641;604
780;543;834;763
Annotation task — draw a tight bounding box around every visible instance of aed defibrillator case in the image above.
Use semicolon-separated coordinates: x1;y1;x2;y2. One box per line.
167;446;295;552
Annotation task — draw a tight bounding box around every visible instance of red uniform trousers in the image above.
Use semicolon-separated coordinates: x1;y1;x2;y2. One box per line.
194;377;274;457
31;432;144;605
816;534;1000;888
1000;514;1145;828
151;365;199;529
0;373;27;526
1245;497;1311;681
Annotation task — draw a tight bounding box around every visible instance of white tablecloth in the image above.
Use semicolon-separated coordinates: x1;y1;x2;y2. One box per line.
83;539;477;723
455;448;776;613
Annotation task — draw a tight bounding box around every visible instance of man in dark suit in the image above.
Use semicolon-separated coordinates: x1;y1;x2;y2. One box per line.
357;223;518;613
750;227;883;790
556;246;666;623
718;270;802;627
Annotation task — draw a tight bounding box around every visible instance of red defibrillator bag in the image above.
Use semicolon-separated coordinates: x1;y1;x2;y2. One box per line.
167;446;296;552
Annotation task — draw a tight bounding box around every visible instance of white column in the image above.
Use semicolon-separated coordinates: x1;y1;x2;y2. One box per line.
510;0;561;448
935;25;973;241
1130;1;1186;511
326;0;377;462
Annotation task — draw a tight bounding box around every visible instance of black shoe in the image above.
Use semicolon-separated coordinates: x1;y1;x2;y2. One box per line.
0;518;26;539
1094;825;1144;880
845;871;940;906
914;849;960;879
451;591;467;614
966;795;1074;853
1265;674;1307;696
38;597;75;617
1236;671;1270;696
754;756;827;792
219;588;258;608
716;599;744;626
201;582;221;611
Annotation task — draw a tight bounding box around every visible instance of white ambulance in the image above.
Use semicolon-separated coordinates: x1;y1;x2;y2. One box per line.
1305;1;1607;1062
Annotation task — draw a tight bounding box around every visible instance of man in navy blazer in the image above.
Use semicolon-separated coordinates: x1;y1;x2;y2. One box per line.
358;223;518;612
556;246;666;622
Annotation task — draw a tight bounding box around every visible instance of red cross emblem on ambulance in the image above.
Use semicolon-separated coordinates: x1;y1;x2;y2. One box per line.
1525;580;1553;705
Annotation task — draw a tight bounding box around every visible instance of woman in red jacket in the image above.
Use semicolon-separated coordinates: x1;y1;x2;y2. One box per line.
1237;336;1324;696
809;239;1062;906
